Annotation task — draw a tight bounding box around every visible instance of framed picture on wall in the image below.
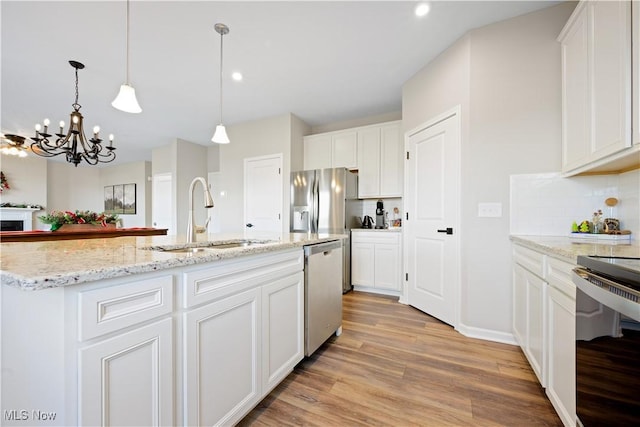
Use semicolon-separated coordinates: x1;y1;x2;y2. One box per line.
113;185;124;213
104;186;115;213
104;183;136;214
123;183;136;214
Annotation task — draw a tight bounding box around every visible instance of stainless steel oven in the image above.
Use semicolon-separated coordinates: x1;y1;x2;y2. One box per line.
573;256;640;427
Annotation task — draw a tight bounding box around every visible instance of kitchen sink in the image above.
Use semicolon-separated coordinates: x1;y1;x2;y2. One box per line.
153;239;273;253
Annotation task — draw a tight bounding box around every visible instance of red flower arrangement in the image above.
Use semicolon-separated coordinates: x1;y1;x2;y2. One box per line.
38;210;119;231
0;171;9;193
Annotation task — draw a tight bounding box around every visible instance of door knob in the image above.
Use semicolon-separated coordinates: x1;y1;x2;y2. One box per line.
437;227;453;235
246;223;254;228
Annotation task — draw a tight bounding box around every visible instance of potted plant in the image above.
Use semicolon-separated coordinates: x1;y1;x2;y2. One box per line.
38;210;119;231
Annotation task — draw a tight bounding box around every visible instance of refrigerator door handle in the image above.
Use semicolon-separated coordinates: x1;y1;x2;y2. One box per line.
312;175;319;233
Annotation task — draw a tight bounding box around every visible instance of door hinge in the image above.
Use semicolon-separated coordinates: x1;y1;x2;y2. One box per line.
406;212;409;221
405;273;408;281
406;151;410;160
278;167;281;175
278;213;281;220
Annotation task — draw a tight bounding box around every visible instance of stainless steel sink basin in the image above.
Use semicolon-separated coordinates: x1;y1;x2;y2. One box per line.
155;239;273;254
162;247;217;254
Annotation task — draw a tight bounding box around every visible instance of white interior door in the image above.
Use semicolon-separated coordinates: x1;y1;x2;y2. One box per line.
405;108;460;327
244;154;283;232
152;173;174;235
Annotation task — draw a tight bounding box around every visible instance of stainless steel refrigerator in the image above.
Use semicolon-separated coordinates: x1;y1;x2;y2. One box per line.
290;168;361;293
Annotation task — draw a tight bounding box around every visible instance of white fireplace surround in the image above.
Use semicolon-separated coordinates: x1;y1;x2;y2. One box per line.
0;207;41;231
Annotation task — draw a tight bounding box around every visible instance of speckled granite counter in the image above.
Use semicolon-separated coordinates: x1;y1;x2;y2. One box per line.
0;232;345;291
510;235;640;261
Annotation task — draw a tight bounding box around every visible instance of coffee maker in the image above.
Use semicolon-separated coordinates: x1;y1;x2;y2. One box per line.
375;199;385;229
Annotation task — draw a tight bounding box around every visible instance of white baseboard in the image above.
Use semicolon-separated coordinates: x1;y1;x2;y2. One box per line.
352;285;401;298
456;322;518;346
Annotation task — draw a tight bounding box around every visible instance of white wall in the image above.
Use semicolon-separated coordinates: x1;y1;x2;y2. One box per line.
0;155;47;207
99;161;152;228
217;113;304;233
402;2;576;339
46;162;102;228
175;139;209;235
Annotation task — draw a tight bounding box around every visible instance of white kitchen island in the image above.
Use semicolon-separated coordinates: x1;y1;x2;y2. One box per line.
0;232;344;426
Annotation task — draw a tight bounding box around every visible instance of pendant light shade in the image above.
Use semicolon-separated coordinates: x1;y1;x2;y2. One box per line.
112;0;142;113
212;23;230;144
212;124;230;144
112;84;142;113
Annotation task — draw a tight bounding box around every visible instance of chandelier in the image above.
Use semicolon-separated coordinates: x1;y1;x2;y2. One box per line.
30;60;116;167
1;134;28;157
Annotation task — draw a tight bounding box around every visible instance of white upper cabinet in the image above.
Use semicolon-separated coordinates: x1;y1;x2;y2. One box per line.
357;121;403;199
559;0;634;175
303;130;357;170
304;134;333;170
332;131;358;169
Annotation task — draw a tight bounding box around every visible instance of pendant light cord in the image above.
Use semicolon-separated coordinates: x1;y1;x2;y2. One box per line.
219;30;224;124
126;0;131;85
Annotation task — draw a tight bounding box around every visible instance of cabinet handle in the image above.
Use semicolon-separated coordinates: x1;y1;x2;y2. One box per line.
437;227;453;235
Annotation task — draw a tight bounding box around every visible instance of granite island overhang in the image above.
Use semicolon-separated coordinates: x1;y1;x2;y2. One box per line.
0;232;346;291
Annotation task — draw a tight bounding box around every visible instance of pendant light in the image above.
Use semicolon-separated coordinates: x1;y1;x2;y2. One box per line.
212;23;230;144
112;0;142;113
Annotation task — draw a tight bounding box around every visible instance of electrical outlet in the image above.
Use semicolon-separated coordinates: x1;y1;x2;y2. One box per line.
478;202;502;218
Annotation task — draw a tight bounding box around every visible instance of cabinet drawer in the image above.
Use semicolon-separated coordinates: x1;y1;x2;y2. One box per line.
78;275;173;341
513;245;545;278
183;249;304;308
351;231;401;245
546;256;576;298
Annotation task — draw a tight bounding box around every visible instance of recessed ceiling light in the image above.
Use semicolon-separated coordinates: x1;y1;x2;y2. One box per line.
232;72;243;81
415;2;431;17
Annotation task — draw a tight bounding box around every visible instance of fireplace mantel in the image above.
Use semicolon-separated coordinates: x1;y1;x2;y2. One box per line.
0;207;42;231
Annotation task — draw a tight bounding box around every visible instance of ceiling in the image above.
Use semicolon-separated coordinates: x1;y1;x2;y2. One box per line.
1;1;561;166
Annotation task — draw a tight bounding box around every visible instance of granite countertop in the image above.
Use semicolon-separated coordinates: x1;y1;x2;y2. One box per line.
0;232;345;291
510;235;640;262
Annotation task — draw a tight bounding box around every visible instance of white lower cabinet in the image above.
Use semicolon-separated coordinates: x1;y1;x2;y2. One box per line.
512;259;546;386
78;318;173;426
351;231;401;294
182;249;305;426
546;257;577;427
512;243;577;427
1;248;306;426
184;287;262;426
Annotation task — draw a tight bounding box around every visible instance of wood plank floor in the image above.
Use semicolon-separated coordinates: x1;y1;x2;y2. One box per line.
240;291;562;426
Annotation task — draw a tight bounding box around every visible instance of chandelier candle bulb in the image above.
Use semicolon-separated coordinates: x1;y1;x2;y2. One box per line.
108;134;114;148
59;121;64;135
93;126;100;138
43;118;50;133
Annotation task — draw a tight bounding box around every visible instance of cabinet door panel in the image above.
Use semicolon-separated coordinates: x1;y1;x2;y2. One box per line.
351;242;375;286
184;288;261;427
332;131;357;169
547;286;576;427
262;272;304;392
78;318;173;426
379;124;403;197
590;0;631;158
304;134;332;170
374;244;400;290
561;6;590;171
357;128;381;198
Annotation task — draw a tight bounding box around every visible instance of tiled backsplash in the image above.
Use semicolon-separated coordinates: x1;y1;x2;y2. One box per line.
360;197;403;228
510;170;640;237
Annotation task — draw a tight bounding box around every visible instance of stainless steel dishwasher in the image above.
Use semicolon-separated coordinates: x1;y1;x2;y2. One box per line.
304;240;343;356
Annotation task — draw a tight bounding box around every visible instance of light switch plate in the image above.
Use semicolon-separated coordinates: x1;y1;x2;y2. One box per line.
478;202;502;218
